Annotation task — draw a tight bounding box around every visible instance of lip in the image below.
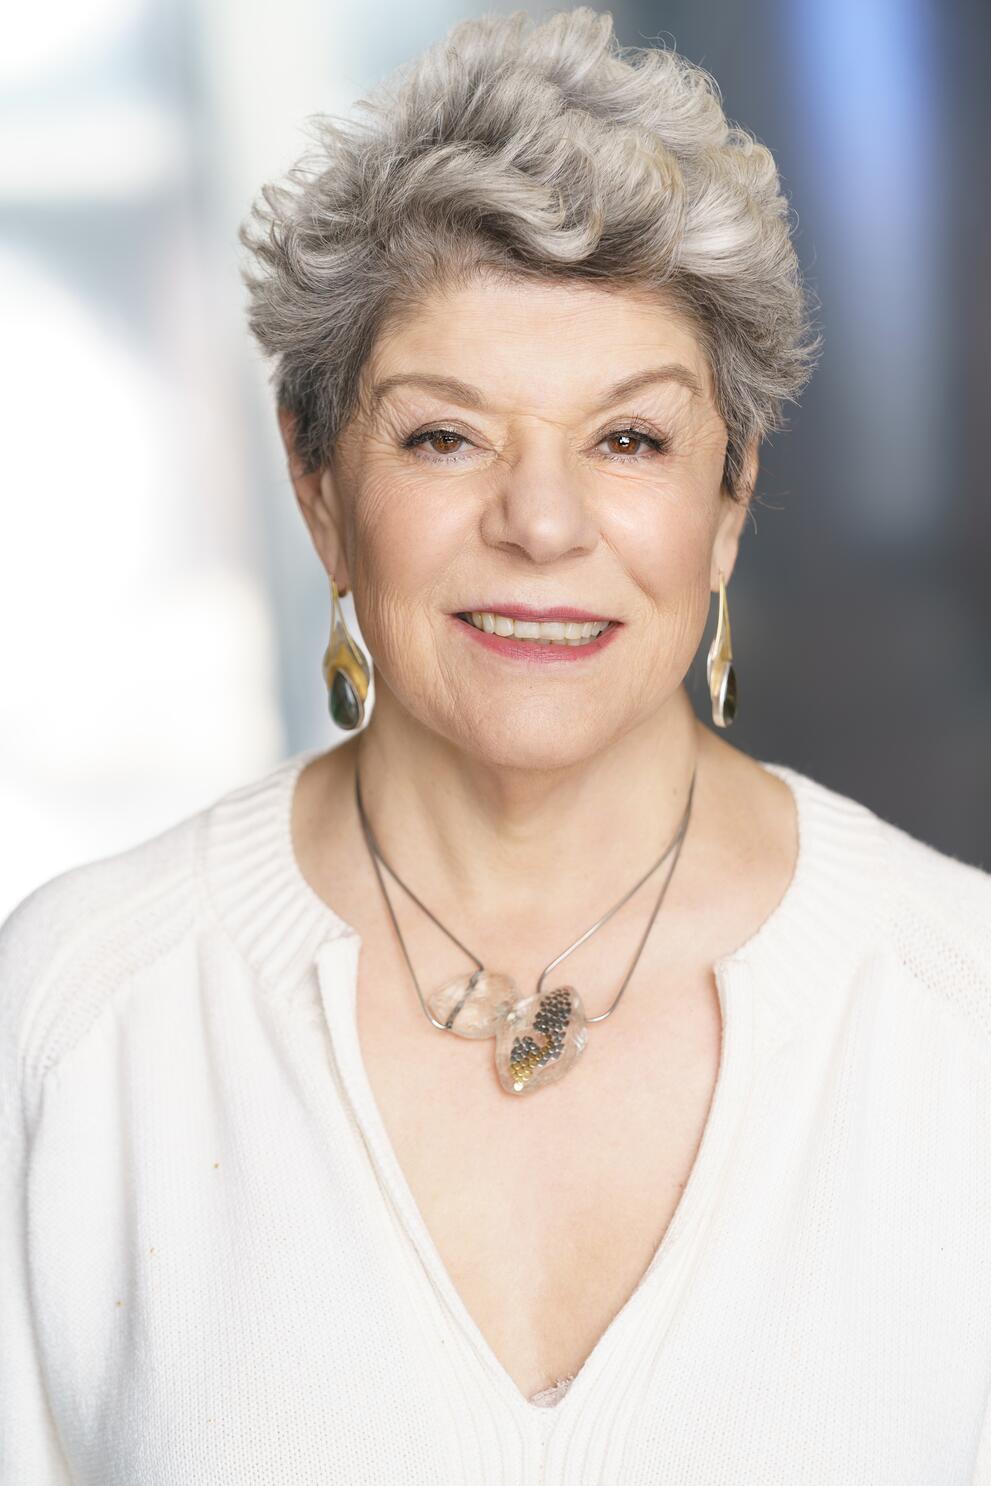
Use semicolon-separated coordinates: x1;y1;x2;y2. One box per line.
453;603;619;623
450;612;622;664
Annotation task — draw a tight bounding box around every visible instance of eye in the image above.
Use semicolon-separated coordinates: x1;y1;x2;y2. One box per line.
597;426;670;462
402;427;476;462
401;421;671;465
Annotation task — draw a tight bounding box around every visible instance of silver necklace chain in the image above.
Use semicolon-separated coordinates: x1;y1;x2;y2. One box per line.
353;756;698;1031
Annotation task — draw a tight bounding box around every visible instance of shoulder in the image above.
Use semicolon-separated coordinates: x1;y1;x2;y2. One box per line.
872;806;991;921
785;761;991;1046
0;804;202;1133
0;752;306;1134
873;805;991;1029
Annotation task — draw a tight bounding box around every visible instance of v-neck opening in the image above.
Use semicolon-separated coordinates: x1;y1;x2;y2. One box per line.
210;741;862;1430
315;929;757;1427
198;739;887;1445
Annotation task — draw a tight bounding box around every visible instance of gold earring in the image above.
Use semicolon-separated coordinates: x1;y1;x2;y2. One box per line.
322;576;371;730
706;570;738;728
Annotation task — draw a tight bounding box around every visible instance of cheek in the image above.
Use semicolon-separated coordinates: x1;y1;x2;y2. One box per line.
351;471;466;599
606;494;714;611
347;483;464;691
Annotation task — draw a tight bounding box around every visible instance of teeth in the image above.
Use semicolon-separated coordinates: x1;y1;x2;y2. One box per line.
467;612;610;645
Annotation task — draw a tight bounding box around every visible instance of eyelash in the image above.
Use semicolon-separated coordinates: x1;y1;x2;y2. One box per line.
401;422;671;464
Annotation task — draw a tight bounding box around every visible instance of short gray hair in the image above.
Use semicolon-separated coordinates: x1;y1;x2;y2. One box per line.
239;7;822;502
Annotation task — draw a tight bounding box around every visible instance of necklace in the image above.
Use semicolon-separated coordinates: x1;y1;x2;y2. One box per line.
353;756;698;1096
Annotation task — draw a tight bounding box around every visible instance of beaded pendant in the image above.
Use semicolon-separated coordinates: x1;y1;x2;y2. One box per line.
426;972;588;1095
495;986;588;1095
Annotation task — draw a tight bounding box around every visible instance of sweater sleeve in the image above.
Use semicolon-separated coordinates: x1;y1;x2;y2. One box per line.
0;884;76;1485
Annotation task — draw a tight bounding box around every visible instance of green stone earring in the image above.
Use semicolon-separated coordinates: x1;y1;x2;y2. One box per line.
706;569;737;728
322;576;371;730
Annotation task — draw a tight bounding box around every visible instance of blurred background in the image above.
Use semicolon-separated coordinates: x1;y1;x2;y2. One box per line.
2;0;988;920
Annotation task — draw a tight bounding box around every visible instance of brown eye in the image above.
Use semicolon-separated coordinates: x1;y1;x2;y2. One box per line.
600;427;669;459
427;431;465;455
404;428;472;458
606;432;641;455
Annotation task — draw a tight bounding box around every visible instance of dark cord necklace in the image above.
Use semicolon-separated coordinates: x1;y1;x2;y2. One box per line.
353;757;698;1096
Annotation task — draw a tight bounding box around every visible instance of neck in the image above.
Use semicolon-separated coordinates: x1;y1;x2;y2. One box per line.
352;682;704;930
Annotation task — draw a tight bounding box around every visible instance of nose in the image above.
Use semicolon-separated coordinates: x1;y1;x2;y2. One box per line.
479;427;599;565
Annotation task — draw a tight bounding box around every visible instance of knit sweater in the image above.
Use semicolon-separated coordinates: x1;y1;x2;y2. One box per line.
3;745;991;1485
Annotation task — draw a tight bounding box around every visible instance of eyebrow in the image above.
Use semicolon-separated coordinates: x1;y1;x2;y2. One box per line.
368;363;704;413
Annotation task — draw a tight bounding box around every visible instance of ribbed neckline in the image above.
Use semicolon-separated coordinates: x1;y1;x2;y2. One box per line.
199;744;885;1037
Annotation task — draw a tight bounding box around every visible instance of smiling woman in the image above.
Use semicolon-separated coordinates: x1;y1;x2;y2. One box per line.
3;7;991;1486
293;272;749;769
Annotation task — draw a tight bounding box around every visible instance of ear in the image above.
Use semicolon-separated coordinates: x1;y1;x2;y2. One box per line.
277;407;352;590
710;436;759;590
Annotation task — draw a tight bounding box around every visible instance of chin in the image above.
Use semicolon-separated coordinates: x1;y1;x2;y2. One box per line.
444;702;621;772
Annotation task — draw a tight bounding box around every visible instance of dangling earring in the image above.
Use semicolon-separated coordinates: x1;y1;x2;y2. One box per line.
706;569;738;728
322;576;371;730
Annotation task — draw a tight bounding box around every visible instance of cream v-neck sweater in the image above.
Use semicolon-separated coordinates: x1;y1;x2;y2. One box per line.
3;746;991;1485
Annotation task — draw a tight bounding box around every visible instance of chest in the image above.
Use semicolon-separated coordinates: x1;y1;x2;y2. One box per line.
353;942;724;1401
34;936;991;1483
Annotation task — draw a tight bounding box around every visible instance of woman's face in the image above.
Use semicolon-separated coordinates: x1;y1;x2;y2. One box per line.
294;274;753;769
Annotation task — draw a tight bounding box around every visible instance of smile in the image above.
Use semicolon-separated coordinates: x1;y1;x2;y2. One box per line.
452;612;622;664
464;611;611;645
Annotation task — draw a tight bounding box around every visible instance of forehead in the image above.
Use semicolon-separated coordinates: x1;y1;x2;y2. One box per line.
363;274;715;415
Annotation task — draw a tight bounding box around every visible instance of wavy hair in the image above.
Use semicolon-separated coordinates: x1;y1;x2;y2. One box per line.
238;7;822;502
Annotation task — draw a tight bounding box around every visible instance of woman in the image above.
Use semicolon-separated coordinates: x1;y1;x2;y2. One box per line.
2;8;990;1483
